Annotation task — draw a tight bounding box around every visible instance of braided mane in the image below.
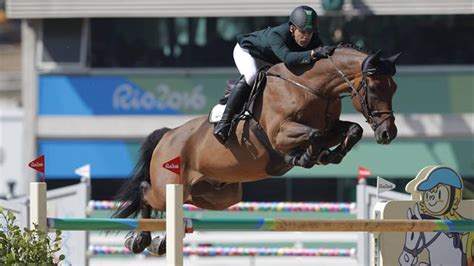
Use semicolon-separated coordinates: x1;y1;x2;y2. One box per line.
337;43;372;55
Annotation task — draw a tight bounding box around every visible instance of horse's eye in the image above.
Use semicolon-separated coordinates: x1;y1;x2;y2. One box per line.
368;86;376;93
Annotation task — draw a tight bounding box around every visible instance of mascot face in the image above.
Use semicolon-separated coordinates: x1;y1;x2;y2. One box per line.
422;184;451;215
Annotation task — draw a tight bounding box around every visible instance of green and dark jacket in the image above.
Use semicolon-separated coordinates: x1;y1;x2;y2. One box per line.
236;23;323;66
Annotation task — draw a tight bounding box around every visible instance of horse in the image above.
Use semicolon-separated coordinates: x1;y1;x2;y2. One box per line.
399;204;466;265
112;44;401;254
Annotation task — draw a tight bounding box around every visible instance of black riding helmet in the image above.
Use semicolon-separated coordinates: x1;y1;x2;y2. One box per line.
289;5;318;32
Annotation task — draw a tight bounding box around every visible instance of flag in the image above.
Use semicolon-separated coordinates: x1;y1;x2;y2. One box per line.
163;156;181;175
357;166;372;179
75;164;91;179
377;176;396;194
28;155;45;182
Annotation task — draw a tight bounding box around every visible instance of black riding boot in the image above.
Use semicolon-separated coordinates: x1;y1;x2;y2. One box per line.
213;78;251;144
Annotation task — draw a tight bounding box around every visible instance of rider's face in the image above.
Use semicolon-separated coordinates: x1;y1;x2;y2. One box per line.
291;26;314;48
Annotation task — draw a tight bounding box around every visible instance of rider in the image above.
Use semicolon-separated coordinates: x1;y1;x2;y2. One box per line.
213;5;336;144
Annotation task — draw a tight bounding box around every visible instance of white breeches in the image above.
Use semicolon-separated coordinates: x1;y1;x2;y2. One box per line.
233;43;272;85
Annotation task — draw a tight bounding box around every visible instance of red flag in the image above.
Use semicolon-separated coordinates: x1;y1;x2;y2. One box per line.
28;155;45;182
162;156;180;176
357;166;372;179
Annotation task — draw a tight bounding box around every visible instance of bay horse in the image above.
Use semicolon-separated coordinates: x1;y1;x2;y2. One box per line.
112;44;400;254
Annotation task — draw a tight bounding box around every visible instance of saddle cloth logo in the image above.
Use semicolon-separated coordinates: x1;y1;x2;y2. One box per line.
163;156;181;175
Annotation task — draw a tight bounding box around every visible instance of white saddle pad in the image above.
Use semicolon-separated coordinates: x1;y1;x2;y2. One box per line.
208;104;226;123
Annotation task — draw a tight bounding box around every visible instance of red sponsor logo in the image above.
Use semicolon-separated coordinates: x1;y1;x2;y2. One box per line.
357;166;372;179
28;155;45;173
28;155;46;182
163;156;180;175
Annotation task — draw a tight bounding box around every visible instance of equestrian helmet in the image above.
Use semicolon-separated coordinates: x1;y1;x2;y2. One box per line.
289;6;318;32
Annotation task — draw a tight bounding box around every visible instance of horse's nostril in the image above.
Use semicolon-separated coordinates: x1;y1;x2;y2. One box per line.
382;131;390;140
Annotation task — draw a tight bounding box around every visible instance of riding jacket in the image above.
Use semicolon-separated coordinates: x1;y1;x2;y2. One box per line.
236;23;323;66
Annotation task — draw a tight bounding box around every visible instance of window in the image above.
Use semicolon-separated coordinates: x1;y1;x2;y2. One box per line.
89;17;286;68
38;19;88;69
89;15;474;68
336;14;474;65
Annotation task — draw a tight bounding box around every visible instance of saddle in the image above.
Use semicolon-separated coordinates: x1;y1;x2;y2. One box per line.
209;68;292;176
209;68;268;123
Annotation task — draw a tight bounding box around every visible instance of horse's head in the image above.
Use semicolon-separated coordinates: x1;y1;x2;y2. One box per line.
353;50;400;144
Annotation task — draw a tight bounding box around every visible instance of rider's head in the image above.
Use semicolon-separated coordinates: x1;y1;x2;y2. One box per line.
289;5;318;48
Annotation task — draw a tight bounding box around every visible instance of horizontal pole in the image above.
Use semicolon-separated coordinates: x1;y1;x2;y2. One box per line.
193;218;472;232
47;218;166;231
47;218;473;233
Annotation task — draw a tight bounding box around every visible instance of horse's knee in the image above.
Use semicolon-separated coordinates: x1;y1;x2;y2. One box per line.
308;128;324;145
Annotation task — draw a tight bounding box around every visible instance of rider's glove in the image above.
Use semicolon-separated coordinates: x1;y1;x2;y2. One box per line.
311;46;336;60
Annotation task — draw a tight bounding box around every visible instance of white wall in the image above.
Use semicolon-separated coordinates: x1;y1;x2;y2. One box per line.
0;109;24;198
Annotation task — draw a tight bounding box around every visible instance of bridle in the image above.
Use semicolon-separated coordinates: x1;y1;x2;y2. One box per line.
402;231;442;258
328;55;394;131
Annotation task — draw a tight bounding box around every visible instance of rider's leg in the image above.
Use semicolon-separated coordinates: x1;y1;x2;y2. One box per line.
213;77;251;144
213;44;265;144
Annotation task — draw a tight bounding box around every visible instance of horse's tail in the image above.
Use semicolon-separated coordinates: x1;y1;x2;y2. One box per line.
111;127;171;218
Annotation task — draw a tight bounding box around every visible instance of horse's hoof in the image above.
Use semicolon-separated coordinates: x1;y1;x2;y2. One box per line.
147;236;166;256
125;232;152;254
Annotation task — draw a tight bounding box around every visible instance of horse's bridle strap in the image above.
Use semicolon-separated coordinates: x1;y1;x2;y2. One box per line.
266;72;339;101
327;55;394;131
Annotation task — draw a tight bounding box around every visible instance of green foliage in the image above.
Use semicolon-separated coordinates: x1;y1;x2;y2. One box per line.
0;207;65;265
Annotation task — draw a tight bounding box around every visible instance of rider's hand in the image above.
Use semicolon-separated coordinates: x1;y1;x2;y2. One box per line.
311;46;336;60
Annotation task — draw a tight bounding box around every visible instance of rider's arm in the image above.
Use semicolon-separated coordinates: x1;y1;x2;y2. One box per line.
268;31;325;66
269;36;313;66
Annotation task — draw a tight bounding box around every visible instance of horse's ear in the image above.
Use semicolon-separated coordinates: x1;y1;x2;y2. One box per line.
372;50;382;61
385;52;402;63
362;50;382;75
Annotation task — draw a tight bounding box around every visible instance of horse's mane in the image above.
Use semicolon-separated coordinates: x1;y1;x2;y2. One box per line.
337;43;372;55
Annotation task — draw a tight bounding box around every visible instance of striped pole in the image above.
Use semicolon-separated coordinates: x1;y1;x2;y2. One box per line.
191;218;473;232
46;217;473;233
47;217;166;231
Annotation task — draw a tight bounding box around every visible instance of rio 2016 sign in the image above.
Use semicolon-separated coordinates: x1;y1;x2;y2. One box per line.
39;73;233;115
112;83;206;112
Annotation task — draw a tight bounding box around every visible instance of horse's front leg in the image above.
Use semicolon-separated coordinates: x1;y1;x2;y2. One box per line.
274;121;325;168
318;120;363;165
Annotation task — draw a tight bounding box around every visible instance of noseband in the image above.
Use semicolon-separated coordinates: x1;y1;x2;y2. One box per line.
328;55;394;131
402;232;442;258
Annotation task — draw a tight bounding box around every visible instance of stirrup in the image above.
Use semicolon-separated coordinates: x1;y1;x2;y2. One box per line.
213;122;231;144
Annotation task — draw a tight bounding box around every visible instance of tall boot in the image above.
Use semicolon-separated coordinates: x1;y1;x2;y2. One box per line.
213;78;251;144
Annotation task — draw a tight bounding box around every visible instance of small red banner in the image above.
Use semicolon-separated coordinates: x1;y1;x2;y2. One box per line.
28;155;45;182
162;156;181;176
357;166;372;179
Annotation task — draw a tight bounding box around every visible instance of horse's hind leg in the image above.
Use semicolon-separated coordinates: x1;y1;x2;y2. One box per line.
124;181;153;253
146;181;242;256
191;181;242;210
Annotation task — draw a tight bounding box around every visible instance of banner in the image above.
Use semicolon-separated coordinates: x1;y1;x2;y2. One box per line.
28;155;45;181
